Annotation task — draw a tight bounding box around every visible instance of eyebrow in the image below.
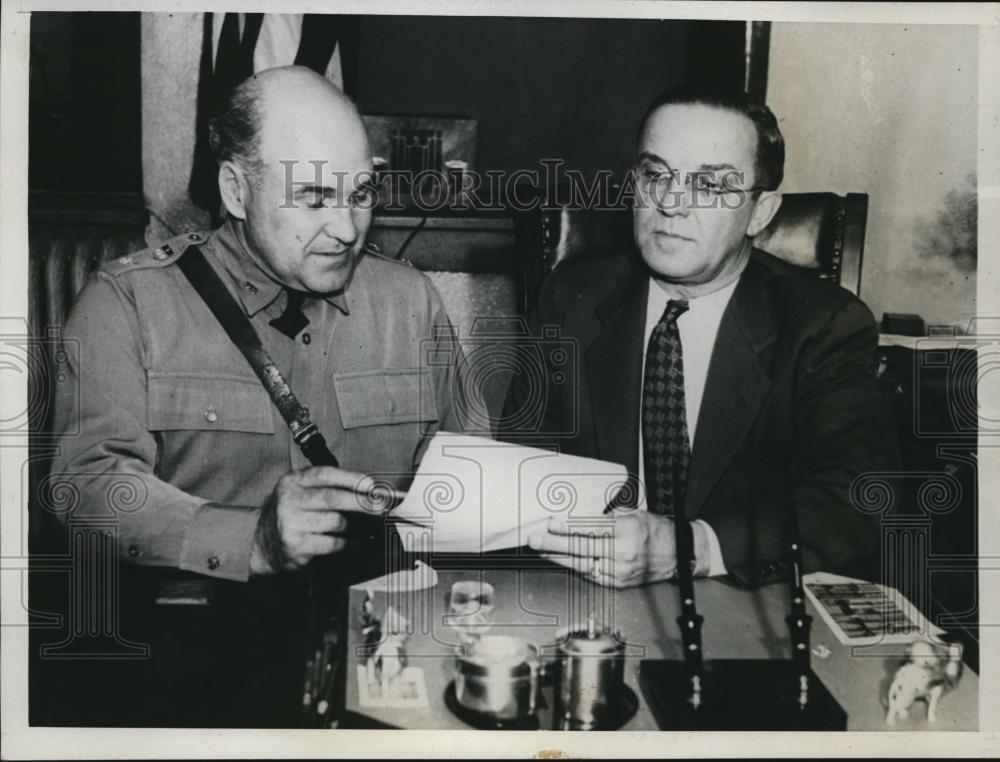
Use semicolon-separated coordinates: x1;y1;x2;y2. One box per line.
637;152;739;172
293;185;337;195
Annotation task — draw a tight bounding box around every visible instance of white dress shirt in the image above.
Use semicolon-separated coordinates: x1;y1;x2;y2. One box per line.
638;276;740;576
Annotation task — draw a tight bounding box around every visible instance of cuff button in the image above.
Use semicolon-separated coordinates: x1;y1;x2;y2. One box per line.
207;555;220;571
127;544;141;559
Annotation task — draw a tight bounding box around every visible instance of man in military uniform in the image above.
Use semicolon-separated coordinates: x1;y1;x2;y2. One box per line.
52;66;468;583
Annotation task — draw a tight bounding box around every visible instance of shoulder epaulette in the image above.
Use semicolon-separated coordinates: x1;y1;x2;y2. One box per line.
363;241;416;269
101;232;209;276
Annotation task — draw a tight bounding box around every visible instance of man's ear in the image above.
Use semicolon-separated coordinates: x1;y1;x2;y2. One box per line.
218;160;250;220
746;190;782;237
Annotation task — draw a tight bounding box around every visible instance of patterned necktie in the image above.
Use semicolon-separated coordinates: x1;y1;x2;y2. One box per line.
642;299;691;516
269;290;310;339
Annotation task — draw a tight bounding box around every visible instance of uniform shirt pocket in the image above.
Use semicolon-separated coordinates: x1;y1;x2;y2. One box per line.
147;372;275;433
333;368;439;429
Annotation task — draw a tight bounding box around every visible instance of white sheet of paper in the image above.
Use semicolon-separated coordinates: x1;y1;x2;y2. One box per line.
350;560;439;593
357;665;429;709
393;433;628;553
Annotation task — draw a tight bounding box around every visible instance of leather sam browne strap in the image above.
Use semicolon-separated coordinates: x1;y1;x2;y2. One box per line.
178;245;367;728
177;245;339;468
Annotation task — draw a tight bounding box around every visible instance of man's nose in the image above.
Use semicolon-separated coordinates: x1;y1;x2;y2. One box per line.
321;206;359;246
656;181;692;217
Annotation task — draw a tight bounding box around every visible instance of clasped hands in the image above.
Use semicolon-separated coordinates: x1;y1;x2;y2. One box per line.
251;466;395;575
527;509;711;588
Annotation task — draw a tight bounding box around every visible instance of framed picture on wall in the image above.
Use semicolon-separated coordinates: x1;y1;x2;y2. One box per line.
362;114;477;174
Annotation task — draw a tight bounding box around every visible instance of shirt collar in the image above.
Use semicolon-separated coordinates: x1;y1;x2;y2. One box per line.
203;220;350;317
647;273;740;324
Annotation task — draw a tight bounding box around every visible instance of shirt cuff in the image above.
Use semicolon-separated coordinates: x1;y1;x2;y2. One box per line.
694;519;728;577
179;503;261;582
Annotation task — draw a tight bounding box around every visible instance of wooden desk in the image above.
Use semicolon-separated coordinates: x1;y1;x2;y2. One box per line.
342;565;978;731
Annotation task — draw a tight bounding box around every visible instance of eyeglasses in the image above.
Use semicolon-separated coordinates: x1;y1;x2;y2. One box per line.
632;162;767;208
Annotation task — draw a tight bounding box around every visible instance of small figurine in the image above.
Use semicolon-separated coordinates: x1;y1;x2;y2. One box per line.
885;638;963;725
372;605;410;698
361;589;384;688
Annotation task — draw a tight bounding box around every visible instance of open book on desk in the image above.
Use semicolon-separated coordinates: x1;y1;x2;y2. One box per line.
392;433;630;554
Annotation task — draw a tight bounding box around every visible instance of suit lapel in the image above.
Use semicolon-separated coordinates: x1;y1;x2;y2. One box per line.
685;255;776;519
585;271;648;475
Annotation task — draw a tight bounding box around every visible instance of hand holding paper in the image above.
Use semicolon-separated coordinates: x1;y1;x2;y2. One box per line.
393;433;629;553
529;510;690;587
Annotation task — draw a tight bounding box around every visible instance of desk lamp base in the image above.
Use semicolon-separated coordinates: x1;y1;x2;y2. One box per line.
639;659;847;730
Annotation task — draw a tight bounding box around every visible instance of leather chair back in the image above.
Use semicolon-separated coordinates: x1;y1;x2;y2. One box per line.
29;194;149;343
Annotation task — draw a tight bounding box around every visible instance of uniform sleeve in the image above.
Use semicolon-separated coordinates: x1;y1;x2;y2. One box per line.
51;273;260;582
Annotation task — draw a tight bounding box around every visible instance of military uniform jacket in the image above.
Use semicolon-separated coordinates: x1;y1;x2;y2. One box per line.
52;221;469;581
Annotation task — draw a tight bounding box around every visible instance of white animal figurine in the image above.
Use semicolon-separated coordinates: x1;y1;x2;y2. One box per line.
373;605;410;698
885;639;963;725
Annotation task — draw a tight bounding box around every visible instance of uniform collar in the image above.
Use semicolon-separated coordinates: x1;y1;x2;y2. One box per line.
204;220;350;317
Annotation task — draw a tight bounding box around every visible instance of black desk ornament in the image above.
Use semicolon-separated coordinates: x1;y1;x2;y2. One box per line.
639;466;848;730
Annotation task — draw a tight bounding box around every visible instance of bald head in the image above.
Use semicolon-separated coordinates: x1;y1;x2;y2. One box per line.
208;66;368;182
255;65;358;114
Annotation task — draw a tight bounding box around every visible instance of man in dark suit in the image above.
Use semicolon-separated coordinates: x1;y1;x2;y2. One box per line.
502;86;897;589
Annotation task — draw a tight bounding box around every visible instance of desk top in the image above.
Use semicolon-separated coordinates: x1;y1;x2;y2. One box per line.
342;564;978;731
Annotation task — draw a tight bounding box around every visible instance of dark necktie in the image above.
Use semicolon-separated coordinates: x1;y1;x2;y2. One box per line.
642;299;691;516
269;290;310;339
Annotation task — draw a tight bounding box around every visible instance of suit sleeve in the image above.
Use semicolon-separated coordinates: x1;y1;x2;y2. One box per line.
793;298;897;573
50;273;260;582
717;297;898;587
412;273;486;468
497;272;568;446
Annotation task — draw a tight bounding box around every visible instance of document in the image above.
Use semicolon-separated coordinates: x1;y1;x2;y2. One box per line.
350;560;439;593
393;433;628;553
803;571;945;646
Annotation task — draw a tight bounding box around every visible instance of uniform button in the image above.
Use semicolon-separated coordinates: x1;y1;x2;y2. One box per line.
127;544;141;559
302;332;311;345
245;282;258;295
188;233;202;241
207;555;220;571
205;408;218;423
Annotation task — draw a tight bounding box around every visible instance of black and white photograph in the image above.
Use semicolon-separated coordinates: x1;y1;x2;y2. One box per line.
1;1;997;757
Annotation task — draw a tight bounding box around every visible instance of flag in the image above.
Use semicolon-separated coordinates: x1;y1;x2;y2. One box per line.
189;12;360;217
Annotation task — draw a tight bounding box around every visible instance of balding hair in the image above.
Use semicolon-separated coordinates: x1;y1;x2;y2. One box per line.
207;67;361;183
207;74;265;180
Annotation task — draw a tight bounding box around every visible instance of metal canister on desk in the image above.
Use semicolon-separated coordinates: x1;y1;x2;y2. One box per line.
454;635;542;721
553;621;625;730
